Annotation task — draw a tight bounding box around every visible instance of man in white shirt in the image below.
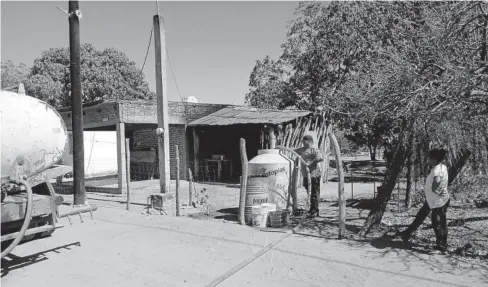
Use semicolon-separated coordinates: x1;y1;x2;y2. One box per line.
396;148;450;253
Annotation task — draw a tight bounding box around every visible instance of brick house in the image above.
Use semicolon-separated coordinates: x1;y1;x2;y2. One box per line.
59;99;309;194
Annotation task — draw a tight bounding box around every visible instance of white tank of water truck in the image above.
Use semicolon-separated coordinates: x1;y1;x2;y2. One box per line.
1;91;68;182
0;90;97;259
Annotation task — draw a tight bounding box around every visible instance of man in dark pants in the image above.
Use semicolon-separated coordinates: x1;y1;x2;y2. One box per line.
295;135;324;218
395;149;450;253
398;199;450;251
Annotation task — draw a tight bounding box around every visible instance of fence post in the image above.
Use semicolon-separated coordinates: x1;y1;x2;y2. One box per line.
175;145;180;216
238;139;248;225
125;138;131;211
188;168;193;206
351;161;354;200
329;131;345;239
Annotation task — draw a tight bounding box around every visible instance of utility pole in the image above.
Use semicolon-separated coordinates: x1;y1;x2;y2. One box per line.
69;1;86;205
154;13;170;193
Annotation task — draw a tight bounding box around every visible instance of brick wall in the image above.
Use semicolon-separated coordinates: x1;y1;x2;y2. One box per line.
131;125;186;180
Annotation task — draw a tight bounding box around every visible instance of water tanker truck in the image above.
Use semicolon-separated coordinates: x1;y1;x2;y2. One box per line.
1;90;96;258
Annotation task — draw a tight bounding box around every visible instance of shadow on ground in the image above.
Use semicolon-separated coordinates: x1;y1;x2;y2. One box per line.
1;242;81;278
286;205;488;284
213;207;239;222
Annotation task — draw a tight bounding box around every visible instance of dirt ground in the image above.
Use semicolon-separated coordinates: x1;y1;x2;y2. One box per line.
2;206;487;287
5;160;485;286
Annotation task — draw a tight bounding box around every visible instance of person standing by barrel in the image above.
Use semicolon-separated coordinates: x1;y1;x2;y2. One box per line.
295;135;324;218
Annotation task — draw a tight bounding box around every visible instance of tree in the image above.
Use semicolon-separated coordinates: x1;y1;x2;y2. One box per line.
342;117;393;161
24;44;154;108
245;56;294;109
247;1;488;236
1;60;29;89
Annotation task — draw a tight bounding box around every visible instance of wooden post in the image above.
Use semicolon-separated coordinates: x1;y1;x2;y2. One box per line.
154;13;170;193
175;145;180;216
69;0;86;205
329;131;345;239
116;122;127;194
322;126;330;183
238;138;248;225
125;138;131;211
292;158;300;214
350;161;354;200
193;128;199;178
269;127;276;149
188;168;193;206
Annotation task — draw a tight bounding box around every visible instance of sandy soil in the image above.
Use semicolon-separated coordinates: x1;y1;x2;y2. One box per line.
2;202;486;287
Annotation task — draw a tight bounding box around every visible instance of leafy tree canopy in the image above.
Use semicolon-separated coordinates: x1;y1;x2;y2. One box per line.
24;43;154;108
1;60;29;89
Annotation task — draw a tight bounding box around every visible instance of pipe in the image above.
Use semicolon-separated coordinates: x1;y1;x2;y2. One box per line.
1;179;34;258
275;146;311;188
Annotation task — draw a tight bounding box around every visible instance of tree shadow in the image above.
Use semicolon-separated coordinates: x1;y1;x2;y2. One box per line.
329;176;384;183
327;198;376;210
289;216;488;284
1;242;81;278
213;207;239;222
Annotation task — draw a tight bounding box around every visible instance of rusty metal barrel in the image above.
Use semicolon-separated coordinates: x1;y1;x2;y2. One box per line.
244;177;269;225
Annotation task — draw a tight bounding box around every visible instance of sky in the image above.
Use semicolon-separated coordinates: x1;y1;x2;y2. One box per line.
1;1;298;105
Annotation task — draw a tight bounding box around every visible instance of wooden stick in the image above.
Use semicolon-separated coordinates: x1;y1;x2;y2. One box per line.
238;138;248;225
125;138;131;211
175;145;180;216
188;168;193;206
329;131;345;239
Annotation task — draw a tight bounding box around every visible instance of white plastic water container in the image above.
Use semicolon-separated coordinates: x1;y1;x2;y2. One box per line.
251;205;267;227
248;149;292;209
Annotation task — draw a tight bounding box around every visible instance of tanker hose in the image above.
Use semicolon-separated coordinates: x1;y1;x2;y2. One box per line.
1;179;33;259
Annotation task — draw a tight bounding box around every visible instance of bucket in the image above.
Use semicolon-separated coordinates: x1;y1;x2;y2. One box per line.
245;178;269;225
269;210;289;228
261;203;277;226
251;205;268;228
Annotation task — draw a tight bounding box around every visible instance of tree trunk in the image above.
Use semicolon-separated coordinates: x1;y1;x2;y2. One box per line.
405;133;414;208
369;144;377;161
359;125;412;237
448;149;472;186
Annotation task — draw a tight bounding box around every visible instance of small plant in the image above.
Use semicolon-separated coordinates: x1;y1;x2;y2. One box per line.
192;188;212;216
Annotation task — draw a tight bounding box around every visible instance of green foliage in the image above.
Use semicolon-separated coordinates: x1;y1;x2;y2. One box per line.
247;1;488;167
24;44;154;108
193;187;211;216
245;56;294;109
1;60;29;89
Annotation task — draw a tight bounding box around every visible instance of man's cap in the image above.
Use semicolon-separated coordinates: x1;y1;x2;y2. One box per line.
302;135;313;142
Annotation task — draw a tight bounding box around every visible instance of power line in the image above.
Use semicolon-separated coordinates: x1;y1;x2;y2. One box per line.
141;26;153;73
166;49;184;101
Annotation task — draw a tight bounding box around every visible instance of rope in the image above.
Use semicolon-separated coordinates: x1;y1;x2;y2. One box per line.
166;49;184;101
141;27;153;73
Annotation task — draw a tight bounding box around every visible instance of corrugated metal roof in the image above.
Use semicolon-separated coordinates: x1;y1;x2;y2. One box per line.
188;106;311;126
